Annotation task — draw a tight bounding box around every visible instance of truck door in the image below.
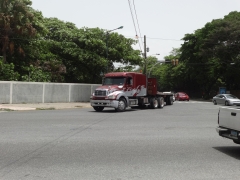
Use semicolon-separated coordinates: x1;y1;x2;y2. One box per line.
123;77;133;96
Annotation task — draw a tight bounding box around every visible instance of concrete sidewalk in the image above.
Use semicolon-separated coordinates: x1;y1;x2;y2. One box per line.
0;102;92;111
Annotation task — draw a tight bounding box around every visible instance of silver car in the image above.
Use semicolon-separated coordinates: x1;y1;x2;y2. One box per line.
212;94;240;106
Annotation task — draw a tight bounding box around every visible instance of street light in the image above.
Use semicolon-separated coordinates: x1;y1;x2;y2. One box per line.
106;26;124;72
148;53;160;56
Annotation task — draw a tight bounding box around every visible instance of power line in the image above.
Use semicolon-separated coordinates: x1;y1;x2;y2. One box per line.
127;0;142;52
125;35;183;41
145;37;184;41
132;0;143;50
148;37;184;41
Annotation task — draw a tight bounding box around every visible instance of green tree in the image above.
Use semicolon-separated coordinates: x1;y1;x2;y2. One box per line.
0;0;37;63
0;59;19;80
10;8;56;82
43;18;142;83
148;48;182;91
179;11;240;98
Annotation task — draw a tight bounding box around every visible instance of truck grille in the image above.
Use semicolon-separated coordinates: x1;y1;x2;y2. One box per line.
95;90;107;96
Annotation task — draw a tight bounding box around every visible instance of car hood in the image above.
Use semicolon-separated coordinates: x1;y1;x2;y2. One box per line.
229;99;240;102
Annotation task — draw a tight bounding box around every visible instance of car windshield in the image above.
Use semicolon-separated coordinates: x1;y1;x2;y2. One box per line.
225;94;238;99
103;77;126;85
179;93;186;96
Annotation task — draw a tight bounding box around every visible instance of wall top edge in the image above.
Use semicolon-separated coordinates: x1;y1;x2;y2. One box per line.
0;81;101;86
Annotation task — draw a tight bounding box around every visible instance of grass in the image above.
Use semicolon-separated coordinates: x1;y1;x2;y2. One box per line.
36;107;56;110
0;108;14;111
75;106;83;108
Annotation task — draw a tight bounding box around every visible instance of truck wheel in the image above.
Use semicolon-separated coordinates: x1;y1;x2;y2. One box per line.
166;96;173;105
150;97;158;109
157;97;164;108
213;100;217;105
233;139;240;144
115;98;126;112
138;98;146;108
225;101;229;106
93;106;104;112
138;104;146;108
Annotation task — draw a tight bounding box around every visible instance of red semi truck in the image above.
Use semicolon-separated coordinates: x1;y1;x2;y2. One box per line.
90;72;174;112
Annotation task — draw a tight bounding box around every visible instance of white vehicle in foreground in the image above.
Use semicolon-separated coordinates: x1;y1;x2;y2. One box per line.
216;106;240;144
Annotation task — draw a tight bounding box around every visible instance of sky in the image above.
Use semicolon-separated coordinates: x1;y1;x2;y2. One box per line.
30;0;240;64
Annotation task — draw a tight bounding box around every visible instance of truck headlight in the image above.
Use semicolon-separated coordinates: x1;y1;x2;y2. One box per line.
107;94;116;100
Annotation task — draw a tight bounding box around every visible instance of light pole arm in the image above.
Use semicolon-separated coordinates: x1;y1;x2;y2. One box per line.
105;26;123;73
148;61;163;77
107;26;124;33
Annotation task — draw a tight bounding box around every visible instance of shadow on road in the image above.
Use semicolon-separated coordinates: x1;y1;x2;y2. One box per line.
88;106;152;113
213;146;240;160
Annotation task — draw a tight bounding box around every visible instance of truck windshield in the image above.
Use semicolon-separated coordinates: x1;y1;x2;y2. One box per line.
103;77;126;85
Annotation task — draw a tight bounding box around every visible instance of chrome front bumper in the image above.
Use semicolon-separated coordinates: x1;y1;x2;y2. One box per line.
216;127;228;133
216;127;240;140
233;102;240;106
90;99;119;108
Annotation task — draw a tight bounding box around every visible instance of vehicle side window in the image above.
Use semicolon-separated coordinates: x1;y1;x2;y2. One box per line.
219;95;224;98
126;77;133;85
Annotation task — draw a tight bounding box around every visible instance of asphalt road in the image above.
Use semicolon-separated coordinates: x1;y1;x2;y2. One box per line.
0;101;240;180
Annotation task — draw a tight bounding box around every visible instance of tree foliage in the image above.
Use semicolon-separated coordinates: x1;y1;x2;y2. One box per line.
0;0;37;63
42;18;141;83
180;11;240;97
0;2;142;83
0;59;19;80
151;11;240;98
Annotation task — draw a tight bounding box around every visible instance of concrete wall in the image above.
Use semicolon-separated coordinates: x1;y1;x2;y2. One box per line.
0;81;101;104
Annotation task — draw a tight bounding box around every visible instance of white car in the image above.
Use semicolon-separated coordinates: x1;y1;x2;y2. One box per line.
212;94;240;106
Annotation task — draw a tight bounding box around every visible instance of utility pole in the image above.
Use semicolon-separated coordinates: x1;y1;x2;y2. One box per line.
106;32;109;72
143;35;147;74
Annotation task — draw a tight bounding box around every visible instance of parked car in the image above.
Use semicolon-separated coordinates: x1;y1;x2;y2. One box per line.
175;92;190;101
212;94;240;106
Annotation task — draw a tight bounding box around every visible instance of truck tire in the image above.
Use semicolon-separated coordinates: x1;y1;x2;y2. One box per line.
93;106;104;112
166;96;173;105
138;98;146;108
115;98;126;112
150;97;158;109
233;139;240;144
157;97;164;108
